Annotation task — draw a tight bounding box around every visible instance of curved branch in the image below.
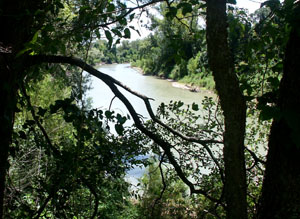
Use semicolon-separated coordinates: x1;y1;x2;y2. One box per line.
27;54;221;202
245;147;266;171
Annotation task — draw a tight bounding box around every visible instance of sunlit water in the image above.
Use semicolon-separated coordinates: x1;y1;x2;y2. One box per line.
87;63;214;186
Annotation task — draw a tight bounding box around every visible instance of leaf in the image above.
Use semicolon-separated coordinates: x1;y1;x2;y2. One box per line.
115;124;124;135
95;29;101;38
124;28;131;39
272;62;283;73
37;107;47;117
177;101;184;108
107;3;115;12
81;128;92;140
118;17;127;26
19;131;27;139
259;105;281;121
129;13;135;21
267;77;280;89
83;30;90;39
116;114;127;124
105;30;113;48
244;96;255;102
177;3;192;16
56;1;64;9
105;110;113;119
192;103;199;111
112;29;122;37
261;0;280;11
227;0;237;4
166;7;177;18
30;30;40;44
16;30;41;57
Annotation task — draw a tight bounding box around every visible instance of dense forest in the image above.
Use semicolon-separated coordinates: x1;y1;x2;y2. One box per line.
1;0;300;218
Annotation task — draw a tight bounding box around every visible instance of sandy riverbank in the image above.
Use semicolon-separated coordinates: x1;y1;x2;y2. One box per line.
131;66;211;93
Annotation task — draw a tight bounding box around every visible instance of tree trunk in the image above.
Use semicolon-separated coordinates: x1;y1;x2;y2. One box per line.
0;56;18;218
0;0;45;216
258;4;300;218
206;1;247;218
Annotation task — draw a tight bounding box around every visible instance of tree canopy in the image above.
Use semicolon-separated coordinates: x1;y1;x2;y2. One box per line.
1;0;300;218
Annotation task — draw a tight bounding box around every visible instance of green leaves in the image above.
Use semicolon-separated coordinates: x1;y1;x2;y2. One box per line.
124;28;131;39
107;3;115;12
267;76;280;89
192;103;199;111
104;27;131;48
114;113;127;135
105;110;113;119
16;29;41;57
177;2;193;16
258;105;281;121
166;7;177;18
257;91;280;121
261;0;281;11
111;28;122;37
115;124;124;135
37;107;47;117
116;113;127;125
18;131;27;139
105;30;113;48
118;17;128;26
129;13;135;22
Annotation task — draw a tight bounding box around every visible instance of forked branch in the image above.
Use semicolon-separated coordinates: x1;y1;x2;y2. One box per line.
27;54;222;202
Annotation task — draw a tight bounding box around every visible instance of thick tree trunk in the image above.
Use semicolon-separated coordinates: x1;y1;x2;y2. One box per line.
0;56;18;218
258;5;300;218
0;1;44;216
206;1;247;218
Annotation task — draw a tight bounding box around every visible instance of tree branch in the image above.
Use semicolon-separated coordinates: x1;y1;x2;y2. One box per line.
91;0;163;29
26;54;221;202
245;147;266;171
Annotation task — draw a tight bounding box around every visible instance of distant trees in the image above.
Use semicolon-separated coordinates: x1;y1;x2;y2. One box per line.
1;0;300;218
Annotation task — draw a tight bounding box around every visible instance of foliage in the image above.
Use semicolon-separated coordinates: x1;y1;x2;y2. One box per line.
118;2;208;84
5;73;150;218
139;94;270;218
138;158;193;219
1;0;299;218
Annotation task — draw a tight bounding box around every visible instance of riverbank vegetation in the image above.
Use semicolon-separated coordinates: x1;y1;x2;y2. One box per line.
1;0;300;218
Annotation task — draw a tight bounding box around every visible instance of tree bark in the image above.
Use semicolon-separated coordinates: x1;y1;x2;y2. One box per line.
258;3;300;218
206;0;247;218
0;0;46;216
0;56;17;219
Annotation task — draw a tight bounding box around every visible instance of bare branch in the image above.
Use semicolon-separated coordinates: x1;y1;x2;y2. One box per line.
108;96;117;111
245;147;266;171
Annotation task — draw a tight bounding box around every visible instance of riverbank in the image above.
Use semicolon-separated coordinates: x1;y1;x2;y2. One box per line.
171;81;199;92
131;65;213;93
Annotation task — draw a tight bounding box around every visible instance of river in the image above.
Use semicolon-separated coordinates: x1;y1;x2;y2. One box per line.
87;63;214;185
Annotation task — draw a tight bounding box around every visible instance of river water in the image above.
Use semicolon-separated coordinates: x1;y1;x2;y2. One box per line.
88;64;213;116
87;63;214;185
